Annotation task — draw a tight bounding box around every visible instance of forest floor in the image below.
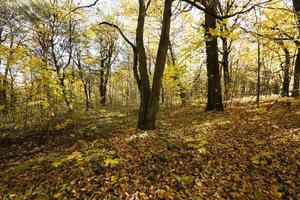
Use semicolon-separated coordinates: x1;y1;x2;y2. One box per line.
0;98;299;200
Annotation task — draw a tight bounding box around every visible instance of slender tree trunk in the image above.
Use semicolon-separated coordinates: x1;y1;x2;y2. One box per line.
221;37;231;103
99;70;107;106
9;69;16;111
99;58;111;106
168;42;187;105
58;75;73;112
292;48;300;96
0;56;6;114
0;69;8;114
257;40;261;108
78;64;90;111
204;0;224;111
80;76;90;110
161;85;165;104
87;79;92;107
83;82;90;110
282;48;291;97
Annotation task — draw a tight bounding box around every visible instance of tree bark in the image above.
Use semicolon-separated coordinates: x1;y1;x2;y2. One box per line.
221;37;231;102
58;75;73;112
257;40;261;108
136;0;151;129
204;0;224;111
282;48;291;97
144;0;173;129
76;51;90;111
292;0;300;97
0;75;7;113
136;0;173;130
292;48;300;97
99;59;110;106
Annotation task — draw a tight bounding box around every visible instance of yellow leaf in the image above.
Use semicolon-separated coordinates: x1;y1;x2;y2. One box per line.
67;151;82;160
104;158;119;166
110;175;118;183
53;192;62;199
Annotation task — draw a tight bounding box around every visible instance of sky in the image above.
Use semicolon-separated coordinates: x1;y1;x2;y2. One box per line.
75;0;120;13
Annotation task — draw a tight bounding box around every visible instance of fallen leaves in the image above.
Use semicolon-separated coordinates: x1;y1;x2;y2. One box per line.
103;158;120;167
0;99;300;199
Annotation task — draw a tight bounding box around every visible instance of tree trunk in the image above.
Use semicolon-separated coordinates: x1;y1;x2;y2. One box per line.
9;69;16;111
58;75;73;112
204;0;224;111
282;48;291;97
168;42;187;105
136;0;151;129
161;85;165;104
257;40;261;108
137;0;173;130
144;0;173;129
292;48;300;97
0;69;8;114
292;0;300;97
79;70;90;111
99;67;108;106
221;37;231;103
0;78;7;113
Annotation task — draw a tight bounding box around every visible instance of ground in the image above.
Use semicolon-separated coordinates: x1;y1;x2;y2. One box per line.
0;98;299;199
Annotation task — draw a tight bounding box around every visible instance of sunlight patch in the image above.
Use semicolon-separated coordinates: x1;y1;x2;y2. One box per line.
127;131;150;141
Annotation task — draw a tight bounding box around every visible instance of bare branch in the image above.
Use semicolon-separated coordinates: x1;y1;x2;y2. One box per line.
99;22;137;51
181;0;272;19
71;0;99;13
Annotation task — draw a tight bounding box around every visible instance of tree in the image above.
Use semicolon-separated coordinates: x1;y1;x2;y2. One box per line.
292;0;300;97
101;0;173;130
0;2;13;113
22;0;78;112
204;0;224;111
94;27;118;106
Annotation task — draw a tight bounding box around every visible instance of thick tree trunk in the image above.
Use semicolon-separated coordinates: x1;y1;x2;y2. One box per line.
137;0;173;130
292;0;300;97
282;48;291;97
204;0;224;111
99;46;113;107
292;48;300;97
144;0;173;129
136;0;151;129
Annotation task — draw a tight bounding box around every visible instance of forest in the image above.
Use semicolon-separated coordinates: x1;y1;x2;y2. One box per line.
0;0;299;199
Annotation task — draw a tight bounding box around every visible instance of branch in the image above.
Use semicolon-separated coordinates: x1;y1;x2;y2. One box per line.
62;0;100;21
146;0;152;12
240;26;299;45
71;0;100;13
181;0;271;19
99;22;137;50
